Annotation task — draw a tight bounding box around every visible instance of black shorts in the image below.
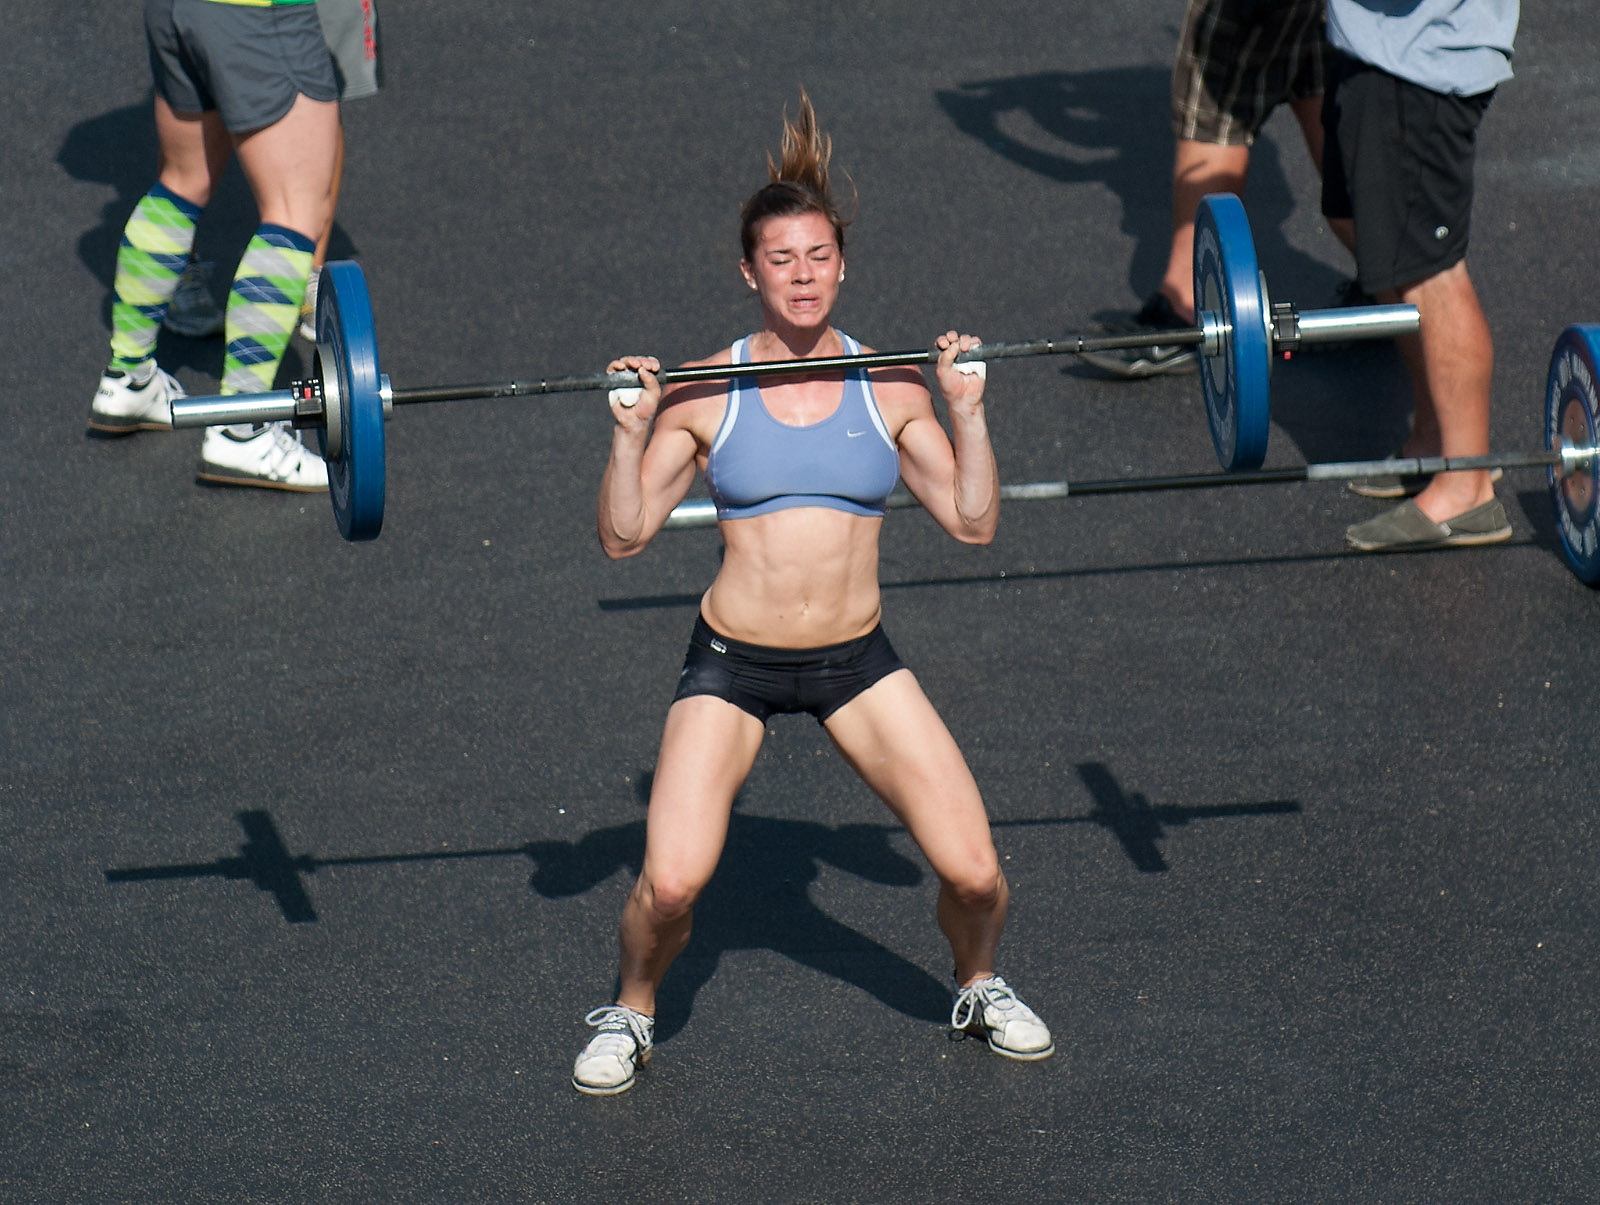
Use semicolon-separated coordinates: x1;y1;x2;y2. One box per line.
1321;49;1494;294
672;614;907;724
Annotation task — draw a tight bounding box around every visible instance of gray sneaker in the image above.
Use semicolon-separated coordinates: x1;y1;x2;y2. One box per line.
163;260;224;338
1077;294;1198;379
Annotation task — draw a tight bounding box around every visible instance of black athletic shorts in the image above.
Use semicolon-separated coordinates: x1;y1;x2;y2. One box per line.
1321;48;1494;294
672;614;907;724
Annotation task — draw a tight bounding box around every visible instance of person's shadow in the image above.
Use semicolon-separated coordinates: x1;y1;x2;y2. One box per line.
934;68;1413;462
935;67;1345;319
523;775;952;1041
58;96;357;383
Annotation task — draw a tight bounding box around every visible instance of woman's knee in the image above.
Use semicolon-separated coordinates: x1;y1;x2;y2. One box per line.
634;868;709;923
940;854;1005;912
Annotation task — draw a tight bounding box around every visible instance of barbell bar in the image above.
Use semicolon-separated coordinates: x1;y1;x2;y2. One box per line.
663;322;1600;589
170;194;1418;541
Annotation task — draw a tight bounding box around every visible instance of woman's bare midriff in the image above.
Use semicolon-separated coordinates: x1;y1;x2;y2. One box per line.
699;506;886;647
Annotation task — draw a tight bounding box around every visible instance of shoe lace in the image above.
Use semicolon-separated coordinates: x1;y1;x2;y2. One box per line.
950;976;1018;1030
583;1005;653;1051
266;422;310;471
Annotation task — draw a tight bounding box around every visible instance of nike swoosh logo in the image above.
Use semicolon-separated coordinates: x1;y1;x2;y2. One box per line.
847;430;867;437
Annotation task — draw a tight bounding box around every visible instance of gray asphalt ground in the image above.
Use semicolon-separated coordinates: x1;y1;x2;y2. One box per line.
6;2;1599;1201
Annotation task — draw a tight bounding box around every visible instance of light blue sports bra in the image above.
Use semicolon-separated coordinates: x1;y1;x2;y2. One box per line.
704;333;901;520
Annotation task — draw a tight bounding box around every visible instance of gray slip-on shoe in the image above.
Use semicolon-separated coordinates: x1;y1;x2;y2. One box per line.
1345;497;1512;552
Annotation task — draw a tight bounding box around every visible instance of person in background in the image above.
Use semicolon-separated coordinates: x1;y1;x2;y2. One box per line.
89;0;339;491
162;0;382;346
1083;0;1353;378
1330;0;1519;549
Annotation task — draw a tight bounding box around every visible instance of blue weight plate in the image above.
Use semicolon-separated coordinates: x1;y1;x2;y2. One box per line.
1193;193;1271;470
1545;325;1600;585
317;260;385;541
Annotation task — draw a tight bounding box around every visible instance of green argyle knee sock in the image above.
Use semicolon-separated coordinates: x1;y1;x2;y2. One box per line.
108;183;202;373
222;224;315;397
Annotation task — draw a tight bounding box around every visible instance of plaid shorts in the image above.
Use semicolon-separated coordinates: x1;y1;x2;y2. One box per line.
1171;0;1327;146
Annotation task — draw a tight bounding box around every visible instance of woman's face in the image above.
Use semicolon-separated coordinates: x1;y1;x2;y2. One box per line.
740;210;844;332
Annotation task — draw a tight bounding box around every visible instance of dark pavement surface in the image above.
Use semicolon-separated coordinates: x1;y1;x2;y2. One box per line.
5;3;1599;1200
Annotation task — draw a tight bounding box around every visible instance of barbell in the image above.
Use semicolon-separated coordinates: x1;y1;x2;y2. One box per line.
170;194;1420;540
663;322;1600;585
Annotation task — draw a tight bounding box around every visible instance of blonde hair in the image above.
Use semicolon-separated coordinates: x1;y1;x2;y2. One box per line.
740;90;852;260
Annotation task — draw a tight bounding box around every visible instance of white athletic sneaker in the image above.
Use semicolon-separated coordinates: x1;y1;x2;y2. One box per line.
572;1005;654;1095
950;975;1054;1061
163;260;224;337
198;422;329;492
296;266;320;342
88;365;183;434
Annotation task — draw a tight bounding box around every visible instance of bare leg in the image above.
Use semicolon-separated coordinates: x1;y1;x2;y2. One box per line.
231;93;341;243
824;671;1007;987
313;124;346;271
1157;140;1250;324
616;696;765;1015
1383;260;1496;521
153;97;231;205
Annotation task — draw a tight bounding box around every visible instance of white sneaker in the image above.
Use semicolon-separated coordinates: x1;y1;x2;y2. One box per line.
198;422;329;492
88;365;183;434
572;1005;653;1095
950;975;1054;1061
296;266;320;342
163;260;225;338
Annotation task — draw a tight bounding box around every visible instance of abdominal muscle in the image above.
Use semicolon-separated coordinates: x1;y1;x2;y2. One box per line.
699;507;886;648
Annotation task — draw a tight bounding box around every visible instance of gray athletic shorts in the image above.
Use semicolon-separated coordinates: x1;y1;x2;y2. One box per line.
145;0;338;133
317;0;382;101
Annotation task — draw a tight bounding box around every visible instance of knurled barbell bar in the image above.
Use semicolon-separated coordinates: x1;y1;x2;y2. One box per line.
661;323;1600;587
169;194;1418;541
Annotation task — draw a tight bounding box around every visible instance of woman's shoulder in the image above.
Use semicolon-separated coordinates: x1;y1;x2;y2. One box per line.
656;343;740;426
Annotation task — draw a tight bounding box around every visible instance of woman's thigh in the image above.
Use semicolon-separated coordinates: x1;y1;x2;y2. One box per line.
639;695;766;898
822;670;998;886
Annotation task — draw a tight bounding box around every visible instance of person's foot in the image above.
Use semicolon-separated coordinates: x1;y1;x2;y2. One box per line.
1078;294;1198;379
297;266;321;343
572;1005;654;1095
1345;497;1512;551
1348;466;1501;500
163;260;225;338
950;975;1054;1061
198;422;329;491
88;365;183;434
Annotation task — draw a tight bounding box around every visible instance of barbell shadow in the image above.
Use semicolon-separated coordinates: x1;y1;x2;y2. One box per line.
595;538;1546;613
102;765;1300;1036
1046;762;1301;874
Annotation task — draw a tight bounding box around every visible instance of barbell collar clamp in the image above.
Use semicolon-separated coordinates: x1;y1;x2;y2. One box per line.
291;378;327;433
1271;302;1301;355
